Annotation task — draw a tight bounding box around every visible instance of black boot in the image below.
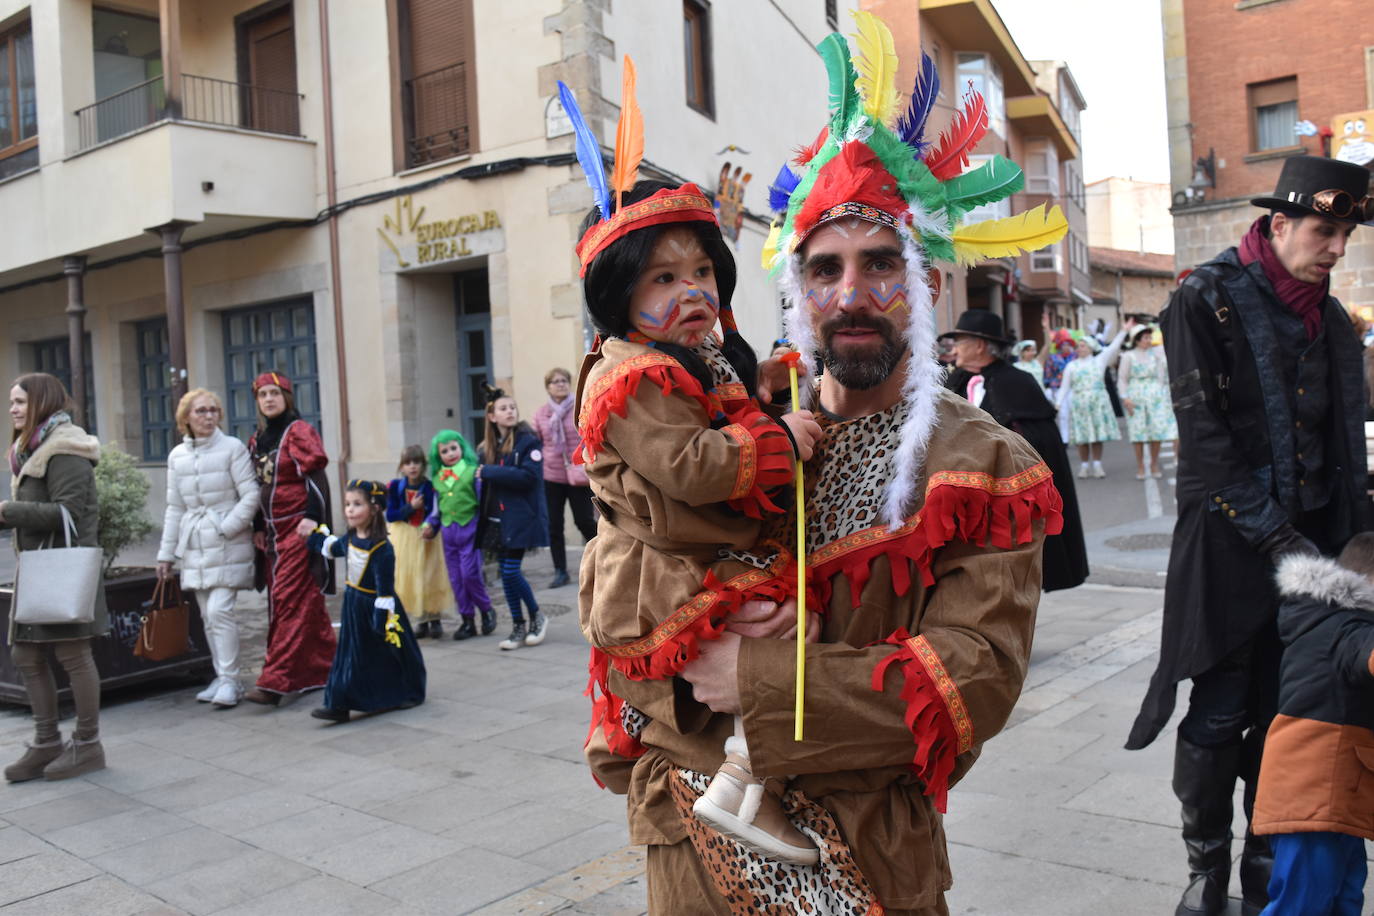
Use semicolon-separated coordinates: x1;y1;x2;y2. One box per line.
479;606;497;636
415;620;431;639
430;620;443;639
1173;736;1240;916
1238;829;1272;916
453;615;477;641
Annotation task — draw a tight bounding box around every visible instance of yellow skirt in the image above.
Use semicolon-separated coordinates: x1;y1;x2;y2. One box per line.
388;521;454;621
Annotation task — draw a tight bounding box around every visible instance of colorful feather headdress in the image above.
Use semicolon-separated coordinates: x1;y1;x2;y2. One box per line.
559;57;721;280
763;12;1068;271
769;13;1068;529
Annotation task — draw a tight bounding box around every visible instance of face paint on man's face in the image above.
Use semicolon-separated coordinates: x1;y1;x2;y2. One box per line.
869;282;909;314
804;288;838;313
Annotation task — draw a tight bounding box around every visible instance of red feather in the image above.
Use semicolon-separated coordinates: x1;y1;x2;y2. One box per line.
793;127;830;167
923;87;988;180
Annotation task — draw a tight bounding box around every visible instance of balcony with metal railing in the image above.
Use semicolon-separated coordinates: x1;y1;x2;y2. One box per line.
403;62;472;169
74;73;303;151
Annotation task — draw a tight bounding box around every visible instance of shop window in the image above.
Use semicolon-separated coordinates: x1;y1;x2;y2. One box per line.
0;21;39;180
29;335;95;433
1024;137;1059;196
684;0;714;118
136;318;175;460
222;299;320;444
396;0;478;169
454;268;492;447
1249;76;1298;152
956;52;1004;136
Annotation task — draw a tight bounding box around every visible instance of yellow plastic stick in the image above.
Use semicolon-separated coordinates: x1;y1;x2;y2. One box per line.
784;355;806;741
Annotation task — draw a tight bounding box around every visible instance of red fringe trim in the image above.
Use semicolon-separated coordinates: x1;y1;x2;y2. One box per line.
813;472;1064;610
871;628;959;813
723;410;796;519
575;361;721;465
583;563;804;775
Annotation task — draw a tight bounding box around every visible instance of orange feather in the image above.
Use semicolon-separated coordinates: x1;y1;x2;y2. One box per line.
610;56;644;210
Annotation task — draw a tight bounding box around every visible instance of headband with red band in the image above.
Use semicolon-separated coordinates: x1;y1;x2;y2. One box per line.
574;183;719;276
252;371;293;394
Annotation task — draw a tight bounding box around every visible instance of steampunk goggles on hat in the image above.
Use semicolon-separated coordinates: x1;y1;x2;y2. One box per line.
1308;188;1374;222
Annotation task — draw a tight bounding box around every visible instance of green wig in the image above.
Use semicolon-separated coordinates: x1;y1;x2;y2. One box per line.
428;429;477;478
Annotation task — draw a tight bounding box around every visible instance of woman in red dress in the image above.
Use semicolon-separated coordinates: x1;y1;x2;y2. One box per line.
244;371;337;705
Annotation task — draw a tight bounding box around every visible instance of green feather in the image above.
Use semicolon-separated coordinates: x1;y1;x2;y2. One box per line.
816;33;861;133
943;155;1024;219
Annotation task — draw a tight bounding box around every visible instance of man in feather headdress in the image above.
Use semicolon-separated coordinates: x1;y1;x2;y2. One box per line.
582;14;1069;914
1127;155;1372;916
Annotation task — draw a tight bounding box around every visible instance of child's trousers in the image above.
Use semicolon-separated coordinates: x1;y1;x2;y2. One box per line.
441;519;490;617
1262;831;1366;915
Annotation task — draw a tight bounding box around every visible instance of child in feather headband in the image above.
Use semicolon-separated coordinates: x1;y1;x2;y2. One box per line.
564;53;826;865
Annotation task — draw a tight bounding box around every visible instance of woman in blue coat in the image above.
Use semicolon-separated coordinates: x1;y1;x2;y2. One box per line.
476;388;550;650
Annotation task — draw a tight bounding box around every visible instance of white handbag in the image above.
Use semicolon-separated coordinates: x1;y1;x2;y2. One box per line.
13;505;102;626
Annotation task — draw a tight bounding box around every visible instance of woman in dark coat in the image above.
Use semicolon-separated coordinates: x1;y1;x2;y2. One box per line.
476;389;550;651
245;371;337;705
2;373;107;781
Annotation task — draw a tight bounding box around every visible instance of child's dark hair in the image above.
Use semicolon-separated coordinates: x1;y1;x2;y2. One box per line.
345;479;389;541
1338;532;1374;580
580;179;757;397
397;444;426;477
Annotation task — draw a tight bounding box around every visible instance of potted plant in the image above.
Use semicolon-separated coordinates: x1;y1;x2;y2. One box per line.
0;445;213;703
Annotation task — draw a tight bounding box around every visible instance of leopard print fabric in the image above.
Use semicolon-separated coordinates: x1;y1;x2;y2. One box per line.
727;399;910;571
620;702;648;741
695;336;742;392
669;768;883;915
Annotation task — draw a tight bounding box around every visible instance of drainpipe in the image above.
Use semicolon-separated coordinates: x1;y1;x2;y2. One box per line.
317;0;350;493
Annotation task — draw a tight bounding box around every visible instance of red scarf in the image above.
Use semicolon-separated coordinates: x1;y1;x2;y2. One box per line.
1237;216;1325;341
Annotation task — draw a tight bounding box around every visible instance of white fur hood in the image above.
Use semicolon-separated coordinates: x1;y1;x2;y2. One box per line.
1275;553;1374;613
13;423;100;485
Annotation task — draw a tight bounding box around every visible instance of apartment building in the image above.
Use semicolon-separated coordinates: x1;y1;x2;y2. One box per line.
1162;0;1374;320
864;0;1088;343
0;0;858;506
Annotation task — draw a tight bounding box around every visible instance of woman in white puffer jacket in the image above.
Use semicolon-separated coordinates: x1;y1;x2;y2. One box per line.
156;389;259;708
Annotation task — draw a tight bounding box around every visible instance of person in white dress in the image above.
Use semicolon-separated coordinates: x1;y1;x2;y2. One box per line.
1056;320;1135;478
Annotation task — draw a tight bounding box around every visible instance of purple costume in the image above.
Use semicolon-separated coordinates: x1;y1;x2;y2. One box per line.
427;463;491;622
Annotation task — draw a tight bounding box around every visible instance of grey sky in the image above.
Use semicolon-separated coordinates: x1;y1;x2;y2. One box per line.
994;0;1172;185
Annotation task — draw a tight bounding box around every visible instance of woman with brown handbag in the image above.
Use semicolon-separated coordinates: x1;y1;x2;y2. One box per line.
1;373;107;782
156;388;259;708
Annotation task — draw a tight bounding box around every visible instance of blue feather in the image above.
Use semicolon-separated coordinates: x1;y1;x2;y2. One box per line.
896;52;940;155
767;163;800;213
557;81;611;219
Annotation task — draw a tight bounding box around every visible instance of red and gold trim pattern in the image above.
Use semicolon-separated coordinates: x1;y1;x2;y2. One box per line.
808;461;1063;609
908;634;973;754
576;354;725;464
722;423;756;501
871;628;965;813
575;184;719;276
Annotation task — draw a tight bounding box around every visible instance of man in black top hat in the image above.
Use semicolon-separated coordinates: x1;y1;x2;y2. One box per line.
1127;155;1373;916
941;309;1089;592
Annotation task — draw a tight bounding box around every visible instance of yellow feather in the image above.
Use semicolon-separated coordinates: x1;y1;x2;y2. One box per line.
610;56;644;209
951;205;1069;267
850;11;900;126
761;220;781;270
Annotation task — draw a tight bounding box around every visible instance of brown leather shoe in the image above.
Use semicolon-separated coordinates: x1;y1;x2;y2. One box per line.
244;687;281;706
4;739;64;783
692;738;819;866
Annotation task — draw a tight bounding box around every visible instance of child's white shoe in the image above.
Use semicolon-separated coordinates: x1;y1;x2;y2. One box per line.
692;737;819;867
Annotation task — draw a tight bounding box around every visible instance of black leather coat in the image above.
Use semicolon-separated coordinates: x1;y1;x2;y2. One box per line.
1127;248;1371;749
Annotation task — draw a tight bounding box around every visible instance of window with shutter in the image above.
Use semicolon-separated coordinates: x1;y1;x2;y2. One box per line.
0;20;39;179
401;0;478;168
245;8;298;135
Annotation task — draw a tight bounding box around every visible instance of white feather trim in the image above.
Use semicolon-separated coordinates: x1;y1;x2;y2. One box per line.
780;256;818;409
880;224;942;529
1276;553;1374;612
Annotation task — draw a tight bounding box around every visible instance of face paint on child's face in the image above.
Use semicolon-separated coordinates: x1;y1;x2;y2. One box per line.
438;440;463;466
628;227;721;347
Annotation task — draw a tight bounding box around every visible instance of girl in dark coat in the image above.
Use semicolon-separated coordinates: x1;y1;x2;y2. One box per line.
476;389;549;650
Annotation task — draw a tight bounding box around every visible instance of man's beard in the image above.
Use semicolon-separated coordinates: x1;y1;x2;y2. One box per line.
817;314;907;390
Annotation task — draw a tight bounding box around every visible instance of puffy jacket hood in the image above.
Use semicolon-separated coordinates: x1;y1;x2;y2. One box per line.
1276;553;1374;615
13;423;100;486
